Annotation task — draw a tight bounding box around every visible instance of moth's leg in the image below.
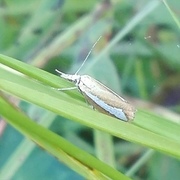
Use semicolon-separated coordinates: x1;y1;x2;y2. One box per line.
84;99;95;110
57;87;77;91
51;87;77;91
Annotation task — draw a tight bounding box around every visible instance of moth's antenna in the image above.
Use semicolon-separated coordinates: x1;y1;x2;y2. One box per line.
75;36;102;75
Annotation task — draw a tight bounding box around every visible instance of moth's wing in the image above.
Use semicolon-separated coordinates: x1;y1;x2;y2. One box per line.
79;75;136;121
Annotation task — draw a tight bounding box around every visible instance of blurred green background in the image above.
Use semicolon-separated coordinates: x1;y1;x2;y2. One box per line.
0;0;180;179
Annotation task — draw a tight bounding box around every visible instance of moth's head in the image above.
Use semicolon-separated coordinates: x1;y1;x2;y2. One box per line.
55;69;81;85
67;74;81;85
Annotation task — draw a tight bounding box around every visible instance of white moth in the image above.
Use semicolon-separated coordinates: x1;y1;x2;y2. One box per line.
56;38;136;122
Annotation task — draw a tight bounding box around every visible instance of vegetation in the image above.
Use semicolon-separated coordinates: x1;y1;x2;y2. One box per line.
0;0;180;179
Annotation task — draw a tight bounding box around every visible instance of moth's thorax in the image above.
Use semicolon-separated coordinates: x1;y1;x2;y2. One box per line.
78;75;96;89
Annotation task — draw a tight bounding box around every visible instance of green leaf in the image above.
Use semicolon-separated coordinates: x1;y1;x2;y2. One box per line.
1;54;180;161
0;94;127;180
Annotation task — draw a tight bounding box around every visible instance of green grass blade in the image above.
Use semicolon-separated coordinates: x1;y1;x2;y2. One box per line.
1;54;180;160
0;94;128;180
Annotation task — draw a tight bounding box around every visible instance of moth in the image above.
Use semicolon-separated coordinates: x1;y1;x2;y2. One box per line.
56;38;136;121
